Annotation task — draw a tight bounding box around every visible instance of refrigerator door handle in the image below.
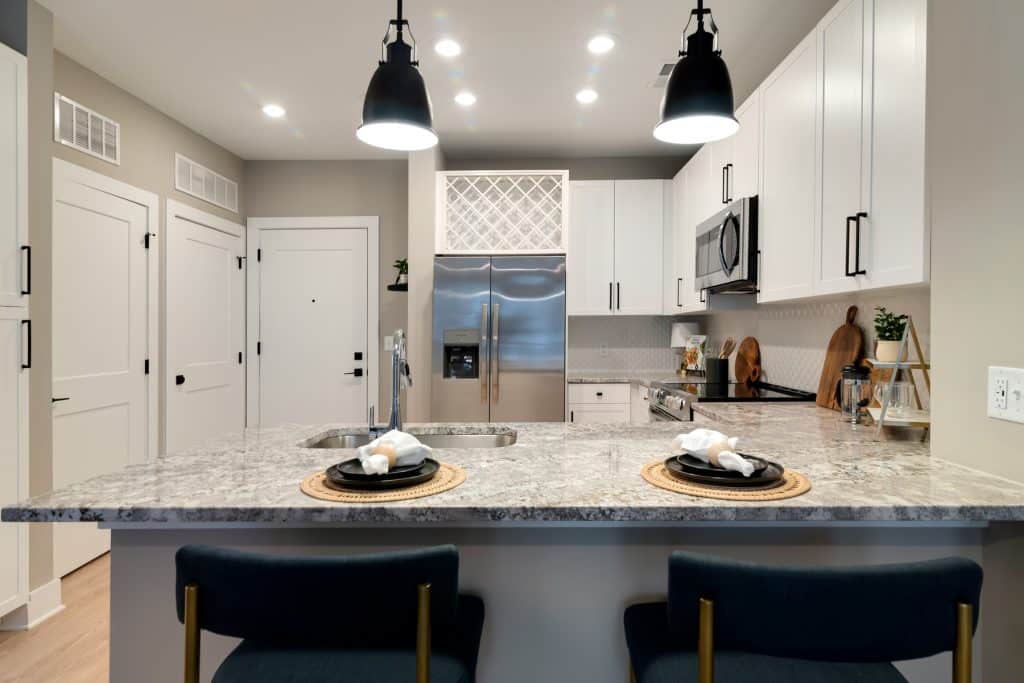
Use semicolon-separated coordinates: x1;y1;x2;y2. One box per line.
492;303;500;403
480;303;489;404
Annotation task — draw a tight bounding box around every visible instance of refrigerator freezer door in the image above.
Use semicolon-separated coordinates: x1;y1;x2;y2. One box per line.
489;256;566;422
432;257;492;422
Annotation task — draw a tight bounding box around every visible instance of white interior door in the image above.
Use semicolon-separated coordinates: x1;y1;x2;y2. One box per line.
52;161;154;577
166;201;244;454
258;228;369;426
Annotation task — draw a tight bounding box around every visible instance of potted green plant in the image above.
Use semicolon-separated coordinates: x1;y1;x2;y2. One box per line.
873;306;908;362
392;258;408;286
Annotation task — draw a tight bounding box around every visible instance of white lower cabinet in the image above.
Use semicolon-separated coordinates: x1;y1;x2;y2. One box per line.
630;384;651;425
568;383;631;424
568;180;665;317
0;309;29;618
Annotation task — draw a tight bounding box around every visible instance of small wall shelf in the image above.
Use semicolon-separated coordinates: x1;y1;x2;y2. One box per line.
386;282;408;292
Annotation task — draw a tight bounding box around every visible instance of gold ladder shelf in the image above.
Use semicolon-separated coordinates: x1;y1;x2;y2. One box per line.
864;316;930;439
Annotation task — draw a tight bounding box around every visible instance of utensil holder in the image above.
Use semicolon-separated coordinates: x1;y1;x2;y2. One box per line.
706;358;729;385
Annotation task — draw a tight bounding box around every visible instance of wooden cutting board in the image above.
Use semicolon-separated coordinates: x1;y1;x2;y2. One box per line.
734;337;762;386
816;305;865;410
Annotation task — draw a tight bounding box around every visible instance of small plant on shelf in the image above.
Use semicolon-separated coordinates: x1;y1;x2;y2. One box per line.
392;258;408;285
873;306;908;362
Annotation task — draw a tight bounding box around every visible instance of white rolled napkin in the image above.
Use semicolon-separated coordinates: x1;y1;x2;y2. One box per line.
670;428;755;478
356;430;432;475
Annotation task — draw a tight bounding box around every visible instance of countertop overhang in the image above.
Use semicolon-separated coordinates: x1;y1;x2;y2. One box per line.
5;405;1024;525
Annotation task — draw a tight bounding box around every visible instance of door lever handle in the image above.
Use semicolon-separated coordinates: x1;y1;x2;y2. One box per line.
344;368;364;377
51;396;70;403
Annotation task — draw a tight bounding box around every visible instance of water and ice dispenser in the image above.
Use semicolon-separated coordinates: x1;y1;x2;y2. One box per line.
442;329;481;379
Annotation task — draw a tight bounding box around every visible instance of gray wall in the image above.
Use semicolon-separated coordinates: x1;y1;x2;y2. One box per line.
445;156;685;180
244;160;409;415
0;0;26;55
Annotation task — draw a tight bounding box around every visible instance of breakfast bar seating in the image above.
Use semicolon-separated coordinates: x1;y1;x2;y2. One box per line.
174;545;485;683
624;552;983;683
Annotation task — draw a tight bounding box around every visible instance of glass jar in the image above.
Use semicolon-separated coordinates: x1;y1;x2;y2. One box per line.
839;364;872;424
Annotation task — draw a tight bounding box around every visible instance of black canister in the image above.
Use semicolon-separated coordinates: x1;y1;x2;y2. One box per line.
706;358;729;385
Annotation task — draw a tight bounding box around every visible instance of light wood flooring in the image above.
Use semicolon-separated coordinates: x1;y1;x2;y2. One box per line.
0;554;110;683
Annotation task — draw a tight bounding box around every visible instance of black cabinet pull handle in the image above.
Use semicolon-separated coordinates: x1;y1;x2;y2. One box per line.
344;368;364;377
608;282;612;311
20;319;30;369
725;164;733;202
845;216;856;277
596;391;604;397
854;211;868;275
570;410;574;423
676;278;682;307
52;396;70;403
721;165;728;204
21;245;30;295
616;282;621;310
175;374;185;385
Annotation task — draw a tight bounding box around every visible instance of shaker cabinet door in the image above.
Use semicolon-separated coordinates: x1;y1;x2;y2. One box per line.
567;181;616;316
0;45;27;309
613;180;664;315
0;309;29;617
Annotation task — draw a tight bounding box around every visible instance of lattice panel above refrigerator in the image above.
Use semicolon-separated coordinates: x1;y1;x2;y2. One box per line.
436;171;569;253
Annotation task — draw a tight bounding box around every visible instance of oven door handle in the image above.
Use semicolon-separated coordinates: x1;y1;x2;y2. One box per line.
649;404;685;422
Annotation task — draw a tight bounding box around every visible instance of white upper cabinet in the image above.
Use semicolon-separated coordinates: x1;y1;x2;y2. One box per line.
678;162;708;313
568;180;616;315
757;31;820;303
860;0;928;289
731;92;760;200
0;44;28;310
613;180;665;315
568;180;665;316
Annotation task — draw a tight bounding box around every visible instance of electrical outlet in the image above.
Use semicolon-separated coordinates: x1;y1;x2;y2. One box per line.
599;344;609;357
988;366;1024;424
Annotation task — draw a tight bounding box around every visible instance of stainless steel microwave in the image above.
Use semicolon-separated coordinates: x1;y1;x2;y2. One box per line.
694;196;758;293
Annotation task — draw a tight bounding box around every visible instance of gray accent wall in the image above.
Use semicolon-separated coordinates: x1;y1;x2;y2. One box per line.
445;156;686;180
0;0;26;55
244;160;409;416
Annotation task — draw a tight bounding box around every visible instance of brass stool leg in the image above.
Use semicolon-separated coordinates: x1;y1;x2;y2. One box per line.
954;602;973;683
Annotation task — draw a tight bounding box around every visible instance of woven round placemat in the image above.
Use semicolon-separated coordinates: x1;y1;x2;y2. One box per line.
640;460;811;501
300;462;466;503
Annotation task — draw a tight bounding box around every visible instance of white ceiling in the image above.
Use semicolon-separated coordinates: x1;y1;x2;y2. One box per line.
40;0;835;161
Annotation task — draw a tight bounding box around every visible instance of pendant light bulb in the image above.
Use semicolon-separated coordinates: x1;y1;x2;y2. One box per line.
654;0;738;145
357;0;438;151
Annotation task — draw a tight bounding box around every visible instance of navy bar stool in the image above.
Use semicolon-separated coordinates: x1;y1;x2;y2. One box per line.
175;544;484;683
624;551;982;683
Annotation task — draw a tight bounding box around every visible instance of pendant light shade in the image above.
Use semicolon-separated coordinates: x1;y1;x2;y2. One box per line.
357;0;438;151
654;0;738;145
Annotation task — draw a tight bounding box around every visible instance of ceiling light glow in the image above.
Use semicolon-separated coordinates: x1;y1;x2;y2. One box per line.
454;91;477;107
434;39;462;57
587;34;616;54
261;104;286;118
576;89;599;104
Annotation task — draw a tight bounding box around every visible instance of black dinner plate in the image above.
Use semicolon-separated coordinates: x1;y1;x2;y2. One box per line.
336;458;426;481
676;452;768;478
326;458;440;490
665;454;783;488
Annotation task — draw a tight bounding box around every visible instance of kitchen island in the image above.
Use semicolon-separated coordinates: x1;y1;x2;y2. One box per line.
6;406;1024;682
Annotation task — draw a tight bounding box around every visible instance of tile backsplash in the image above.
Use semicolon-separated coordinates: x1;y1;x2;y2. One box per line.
568;316;678;373
568;287;930;404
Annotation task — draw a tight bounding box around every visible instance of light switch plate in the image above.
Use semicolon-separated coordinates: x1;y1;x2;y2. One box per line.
988;366;1024;424
383;336;394;352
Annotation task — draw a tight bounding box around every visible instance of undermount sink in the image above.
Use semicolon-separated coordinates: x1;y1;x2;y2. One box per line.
305;431;517;450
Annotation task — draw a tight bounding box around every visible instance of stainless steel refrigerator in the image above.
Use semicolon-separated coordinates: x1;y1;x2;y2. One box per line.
432;256;566;422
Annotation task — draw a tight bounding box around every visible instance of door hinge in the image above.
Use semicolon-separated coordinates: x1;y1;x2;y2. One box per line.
257;248;261;262
238;351;243;364
144;358;150;375
257;341;261;355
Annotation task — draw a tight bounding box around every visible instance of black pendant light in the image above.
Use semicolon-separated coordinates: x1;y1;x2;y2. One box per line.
654;0;738;145
357;0;438;151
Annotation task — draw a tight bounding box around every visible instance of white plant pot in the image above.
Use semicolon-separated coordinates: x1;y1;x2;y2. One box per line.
876;340;902;363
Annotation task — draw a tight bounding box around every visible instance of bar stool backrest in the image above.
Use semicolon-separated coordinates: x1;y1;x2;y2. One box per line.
174;544;459;646
667;551;982;663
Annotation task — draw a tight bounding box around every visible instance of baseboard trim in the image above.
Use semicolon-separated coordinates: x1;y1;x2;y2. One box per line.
0;578;65;631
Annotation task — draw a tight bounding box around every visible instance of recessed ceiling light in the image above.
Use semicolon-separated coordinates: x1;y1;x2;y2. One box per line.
576;89;598;104
434;39;462;58
454;91;477;107
261;103;286;118
587;34;616;54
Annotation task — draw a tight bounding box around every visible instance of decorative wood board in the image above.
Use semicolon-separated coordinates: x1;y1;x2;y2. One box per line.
816;305;865;410
641;460;811;502
300;463;466;503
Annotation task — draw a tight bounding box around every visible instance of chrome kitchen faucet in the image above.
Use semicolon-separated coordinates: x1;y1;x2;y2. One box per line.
388;329;412;432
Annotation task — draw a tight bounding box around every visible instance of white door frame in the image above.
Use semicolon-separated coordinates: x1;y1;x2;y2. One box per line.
245;216;380;426
165;199;245;450
52;158;159;463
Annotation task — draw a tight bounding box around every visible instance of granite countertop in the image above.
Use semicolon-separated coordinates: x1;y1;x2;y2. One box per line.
5;404;1024;525
567;371;694;387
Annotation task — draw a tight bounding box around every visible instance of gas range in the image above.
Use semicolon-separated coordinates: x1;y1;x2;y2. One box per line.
648;380;817;421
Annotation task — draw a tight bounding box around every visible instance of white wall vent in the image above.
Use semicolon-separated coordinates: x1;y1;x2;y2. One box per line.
174;154;239;213
651;61;677;88
53;92;120;164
